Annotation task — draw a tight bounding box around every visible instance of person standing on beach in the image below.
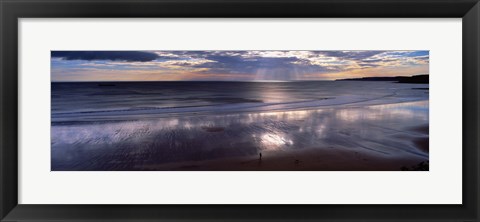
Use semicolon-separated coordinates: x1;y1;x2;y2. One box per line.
259;152;262;160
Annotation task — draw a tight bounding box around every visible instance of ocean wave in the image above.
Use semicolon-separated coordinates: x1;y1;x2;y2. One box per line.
51;93;425;122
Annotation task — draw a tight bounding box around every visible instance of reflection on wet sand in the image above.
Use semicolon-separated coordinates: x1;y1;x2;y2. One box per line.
51;100;428;171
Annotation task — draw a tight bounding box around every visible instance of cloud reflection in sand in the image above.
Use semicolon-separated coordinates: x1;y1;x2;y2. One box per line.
52;100;428;170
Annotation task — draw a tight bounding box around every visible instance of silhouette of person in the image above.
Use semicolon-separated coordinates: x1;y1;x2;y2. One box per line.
259;152;262;160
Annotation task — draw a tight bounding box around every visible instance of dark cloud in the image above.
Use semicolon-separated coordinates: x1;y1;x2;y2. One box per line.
51;51;159;62
415;56;429;61
195;54;332;75
319;51;386;61
357;62;381;68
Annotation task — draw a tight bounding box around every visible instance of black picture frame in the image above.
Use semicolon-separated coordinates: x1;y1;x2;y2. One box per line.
1;0;479;221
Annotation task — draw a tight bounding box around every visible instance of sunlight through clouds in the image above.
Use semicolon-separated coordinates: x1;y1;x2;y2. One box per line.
51;50;428;81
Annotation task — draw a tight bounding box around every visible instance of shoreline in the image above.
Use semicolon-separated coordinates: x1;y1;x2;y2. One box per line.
51;97;429;124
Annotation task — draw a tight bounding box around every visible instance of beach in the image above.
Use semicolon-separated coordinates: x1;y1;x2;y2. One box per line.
51;81;429;171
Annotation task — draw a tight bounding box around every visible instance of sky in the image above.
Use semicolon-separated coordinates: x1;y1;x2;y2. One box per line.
51;50;429;82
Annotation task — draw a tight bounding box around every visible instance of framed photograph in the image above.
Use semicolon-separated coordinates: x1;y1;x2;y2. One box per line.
1;0;479;221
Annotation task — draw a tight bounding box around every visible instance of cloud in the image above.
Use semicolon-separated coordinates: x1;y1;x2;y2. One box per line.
319;51;386;61
51;51;159;62
51;50;429;81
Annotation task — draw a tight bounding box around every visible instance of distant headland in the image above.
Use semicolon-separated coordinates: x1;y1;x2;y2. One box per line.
336;74;429;84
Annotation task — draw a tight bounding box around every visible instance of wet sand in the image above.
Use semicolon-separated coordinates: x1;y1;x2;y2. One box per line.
52;100;429;171
137;146;427;171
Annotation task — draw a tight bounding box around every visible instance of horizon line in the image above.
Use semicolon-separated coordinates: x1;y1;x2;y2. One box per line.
51;80;335;83
51;74;429;83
